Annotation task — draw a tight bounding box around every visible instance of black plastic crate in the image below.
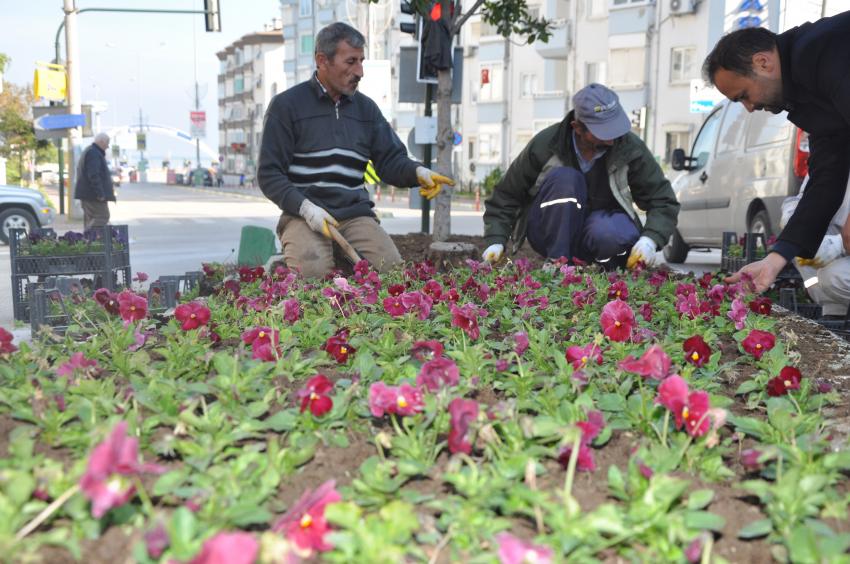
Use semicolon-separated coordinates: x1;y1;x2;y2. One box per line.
721;231;766;272
779;288;823;320
29;286;71;334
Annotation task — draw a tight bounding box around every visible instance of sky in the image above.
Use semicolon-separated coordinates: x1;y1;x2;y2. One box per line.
1;0;282;167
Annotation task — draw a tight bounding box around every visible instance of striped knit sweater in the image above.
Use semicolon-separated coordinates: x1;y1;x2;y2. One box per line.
258;74;420;221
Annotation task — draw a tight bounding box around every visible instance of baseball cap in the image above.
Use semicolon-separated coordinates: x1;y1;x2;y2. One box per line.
573;83;632;141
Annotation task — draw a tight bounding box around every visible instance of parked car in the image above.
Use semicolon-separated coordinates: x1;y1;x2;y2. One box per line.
0;184;56;244
665;100;809;262
184;168;214;187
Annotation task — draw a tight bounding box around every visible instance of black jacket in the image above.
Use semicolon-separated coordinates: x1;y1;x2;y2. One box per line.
772;11;850;260
257;74;420;221
74;144;115;202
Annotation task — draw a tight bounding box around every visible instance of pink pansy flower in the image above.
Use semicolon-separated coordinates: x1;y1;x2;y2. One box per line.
741;448;763;471
558;410;605;472
282;298;302;323
117;290;148;324
638;302;653;322
411;340;444;362
323;334;355;363
144;524;170;559
0;328;17;355
565;343;603;370
448;398;479;454
133;271;149;283
618;344;672;380
368;382;424;417
675;283;696;298
174;301;211;331
383;295;407;317
56;352;99;378
242;327;280;362
728;298;748;330
79;421;165;518
450;303;484;340
189;532;259;564
676;292;701;319
600;299;635;342
656;375;711;437
685;537;704;563
683;335;711;367
749;297;772;316
513;331;530;356
608;280;629;300
495;533;554;564
741;329;776;360
401;290;433;320
298;375;334;416
93;288;120;315
273;480;341;553
416;356;460;391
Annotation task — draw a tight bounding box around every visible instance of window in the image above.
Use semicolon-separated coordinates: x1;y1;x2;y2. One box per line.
235;50;243;66
670;46;696;83
716;103;747;154
299;0;311;17
664;131;690;163
746;111;792;148
479;64;503;102
480;19;500;36
468;138;475;160
588;0;606;18
218;82;225;98
690;108;723;169
234;75;244;94
300;35;314;56
585;61;607;85
514;132;533;158
609;48;645;87
255;74;263;88
478;131;501;162
520;73;537;99
611;0;650;7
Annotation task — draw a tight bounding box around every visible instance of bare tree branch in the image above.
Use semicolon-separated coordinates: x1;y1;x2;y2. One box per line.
452;0;485;35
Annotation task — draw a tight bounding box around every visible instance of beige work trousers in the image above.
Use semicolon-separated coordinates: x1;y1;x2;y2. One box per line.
277;213;403;278
80;200;110;230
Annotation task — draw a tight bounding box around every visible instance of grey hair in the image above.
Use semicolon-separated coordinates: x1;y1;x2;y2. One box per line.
94;132;110;144
315;22;365;60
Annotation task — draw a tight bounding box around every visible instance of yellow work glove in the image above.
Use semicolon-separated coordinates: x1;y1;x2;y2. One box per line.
299;199;338;239
482;243;504;263
416;166;455;200
626;236;659;269
796;234;843;268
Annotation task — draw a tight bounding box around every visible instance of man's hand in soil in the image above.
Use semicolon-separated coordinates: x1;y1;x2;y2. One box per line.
626;236;658;269
416;166;455;200
299;199;339;239
724;252;788;293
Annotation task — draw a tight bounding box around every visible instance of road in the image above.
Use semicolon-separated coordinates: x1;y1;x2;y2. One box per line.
0;182;720;329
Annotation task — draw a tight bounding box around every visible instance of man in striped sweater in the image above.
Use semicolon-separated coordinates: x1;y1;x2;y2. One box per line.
258;22;453;278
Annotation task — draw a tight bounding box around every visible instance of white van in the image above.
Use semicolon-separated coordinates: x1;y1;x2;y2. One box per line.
664;100;809;262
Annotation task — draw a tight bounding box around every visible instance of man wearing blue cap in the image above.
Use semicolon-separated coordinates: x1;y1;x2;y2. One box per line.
482;83;680;269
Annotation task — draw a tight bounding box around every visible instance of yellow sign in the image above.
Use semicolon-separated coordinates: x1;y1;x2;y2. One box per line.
33;62;67;101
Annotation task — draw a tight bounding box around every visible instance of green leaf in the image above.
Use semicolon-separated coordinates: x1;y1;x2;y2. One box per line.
152;471;185;497
168;506;198;560
607;465;627;500
379;500;419;543
224;504;272;527
738;518;772;539
684;510;726;532
734;379;760;395
687;489;715;510
264;409;298;432
788;524;819;563
325;501;363;529
597;393;626;412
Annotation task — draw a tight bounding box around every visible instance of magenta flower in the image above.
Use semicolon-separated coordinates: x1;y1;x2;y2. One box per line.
558;410;605;472
565;343;603;370
117;290;148;324
600;300;635;342
513;331;530;356
174;301;211;331
766;366;802;396
368;382;424;417
56;352;98;378
323;333;355;363
241;327;280;362
608;280;629;300
189;532;258;564
273;480;341;553
618;344;671;380
282;298;301;323
382;295;407;317
0;328;17;355
144;524;170;559
657;375;711;437
401;290;433;320
411;340;444;361
416;356;460;391
298;375;334;416
638;303;653;322
448;398;479;454
133;271;149;283
741;448;763;471
749;297;772;316
683;335;712;367
675;292;701;319
685;537;703;563
79;421;165;518
741;329;776;360
495;533;553;564
728;298;748;330
450;303;484;340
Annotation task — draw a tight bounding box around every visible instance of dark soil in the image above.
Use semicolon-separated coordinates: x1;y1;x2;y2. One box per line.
390;233;547;269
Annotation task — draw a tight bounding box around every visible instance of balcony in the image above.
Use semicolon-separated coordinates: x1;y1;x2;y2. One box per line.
535;21;571;59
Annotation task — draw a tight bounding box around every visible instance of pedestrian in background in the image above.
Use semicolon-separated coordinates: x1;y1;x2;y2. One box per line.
704;13;850;293
482;83;680;270
75;132;115;230
257;22;453;278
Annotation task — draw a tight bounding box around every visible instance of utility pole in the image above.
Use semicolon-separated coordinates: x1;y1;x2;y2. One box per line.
64;0;82;219
138;107;145;173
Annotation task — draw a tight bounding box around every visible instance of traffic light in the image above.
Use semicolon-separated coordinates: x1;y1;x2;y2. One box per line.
400;1;417;37
419;2;452;83
204;0;221;32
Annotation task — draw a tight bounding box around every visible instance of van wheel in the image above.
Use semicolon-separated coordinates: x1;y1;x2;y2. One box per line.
0;208;37;245
748;209;773;239
663;229;690;263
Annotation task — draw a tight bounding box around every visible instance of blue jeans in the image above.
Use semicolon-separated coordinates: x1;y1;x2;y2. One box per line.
526;167;640;267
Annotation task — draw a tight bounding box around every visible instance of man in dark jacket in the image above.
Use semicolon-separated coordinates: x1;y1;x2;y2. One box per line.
257;22;453;278
482;83;680;269
75;132;115;230
705;13;850;293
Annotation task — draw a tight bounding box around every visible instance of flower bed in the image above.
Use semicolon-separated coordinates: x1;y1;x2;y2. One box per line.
1;257;849;563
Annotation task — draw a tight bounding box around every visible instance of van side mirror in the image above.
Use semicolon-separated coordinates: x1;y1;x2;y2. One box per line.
671;149;688;171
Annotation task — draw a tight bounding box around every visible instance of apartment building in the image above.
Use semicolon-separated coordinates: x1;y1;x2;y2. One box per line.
216;24;285;180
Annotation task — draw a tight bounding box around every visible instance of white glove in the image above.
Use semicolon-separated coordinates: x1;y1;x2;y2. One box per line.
798;234;843;268
482;243;504;263
299;199;338;239
415;166;455;200
627;236;658;268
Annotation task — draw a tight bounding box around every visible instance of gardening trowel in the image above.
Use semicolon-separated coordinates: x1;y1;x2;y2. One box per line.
327;224;365;266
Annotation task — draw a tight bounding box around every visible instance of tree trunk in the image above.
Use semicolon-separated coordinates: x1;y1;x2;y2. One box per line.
432;61;454;241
